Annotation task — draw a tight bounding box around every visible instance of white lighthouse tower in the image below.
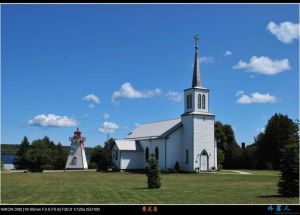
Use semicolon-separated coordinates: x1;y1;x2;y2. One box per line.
65;128;88;170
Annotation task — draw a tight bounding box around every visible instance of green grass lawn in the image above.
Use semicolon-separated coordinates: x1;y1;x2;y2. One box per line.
1;170;299;204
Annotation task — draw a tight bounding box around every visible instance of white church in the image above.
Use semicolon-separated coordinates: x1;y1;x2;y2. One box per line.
112;35;217;172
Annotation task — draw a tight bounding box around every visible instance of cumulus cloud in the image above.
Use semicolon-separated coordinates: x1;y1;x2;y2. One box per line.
98;121;119;133
165;91;182;102
267;21;299;44
28;114;77;127
112;82;161;102
235;90;244;97
199;56;214;64
236;92;277;104
82;94;100;104
224;50;233;56
233;56;290;75
103;113;110;120
256;127;265;133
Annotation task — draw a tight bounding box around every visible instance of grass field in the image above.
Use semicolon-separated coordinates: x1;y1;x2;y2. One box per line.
1;170;299;204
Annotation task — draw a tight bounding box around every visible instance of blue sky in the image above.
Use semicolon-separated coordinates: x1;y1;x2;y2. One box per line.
2;4;299;148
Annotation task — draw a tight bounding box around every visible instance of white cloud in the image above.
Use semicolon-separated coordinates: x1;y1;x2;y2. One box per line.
224;50;233;56
235;90;244;97
256;127;265;133
112;82;161;102
98;121;119;133
82;94;100;104
28;114;77;127
267;21;299;44
199;56;214;64
103;113;110;120
134;123;140;127
165;91;182;102
233;56;290;75
236;92;277;104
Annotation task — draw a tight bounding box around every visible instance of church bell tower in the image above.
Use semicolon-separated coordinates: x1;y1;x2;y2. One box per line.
181;35;217;172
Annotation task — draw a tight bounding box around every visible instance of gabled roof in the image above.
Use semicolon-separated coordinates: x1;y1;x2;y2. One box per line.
114;140;143;151
125;118;182;140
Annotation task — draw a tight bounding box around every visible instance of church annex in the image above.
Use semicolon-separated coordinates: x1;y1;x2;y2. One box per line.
112;35;217;172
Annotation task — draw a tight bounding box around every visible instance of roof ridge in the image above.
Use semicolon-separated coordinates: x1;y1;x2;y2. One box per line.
136;118;180;126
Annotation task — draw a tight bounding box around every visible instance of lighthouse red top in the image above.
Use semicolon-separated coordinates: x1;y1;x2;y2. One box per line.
74;128;81;137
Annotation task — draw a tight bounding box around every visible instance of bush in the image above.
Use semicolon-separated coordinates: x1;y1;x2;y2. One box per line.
147;153;161;189
174;161;180;173
88;161;97;169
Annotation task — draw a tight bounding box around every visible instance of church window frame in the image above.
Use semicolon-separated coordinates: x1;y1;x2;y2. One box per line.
198;94;201;109
189;94;192;109
186;95;190;109
145;147;149;162
186;149;189;164
202;94;205;109
155;147;159;160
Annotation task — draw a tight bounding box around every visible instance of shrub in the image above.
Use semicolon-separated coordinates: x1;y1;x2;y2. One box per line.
147;153;161;189
174;161;180;173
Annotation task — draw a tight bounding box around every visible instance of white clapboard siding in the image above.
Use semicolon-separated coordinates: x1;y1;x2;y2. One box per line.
120;151;143;169
193;115;215;171
166;127;182;171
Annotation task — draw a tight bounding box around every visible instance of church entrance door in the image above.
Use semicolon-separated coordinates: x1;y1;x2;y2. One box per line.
200;150;208;171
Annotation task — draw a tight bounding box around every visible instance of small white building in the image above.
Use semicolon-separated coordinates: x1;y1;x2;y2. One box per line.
112;36;217;172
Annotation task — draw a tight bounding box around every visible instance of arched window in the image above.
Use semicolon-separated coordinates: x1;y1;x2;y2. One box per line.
202;94;205;109
155;147;159;160
201;150;208;156
186;95;189;109
198;94;201;109
185;150;189;164
145;147;149;162
189;94;192;109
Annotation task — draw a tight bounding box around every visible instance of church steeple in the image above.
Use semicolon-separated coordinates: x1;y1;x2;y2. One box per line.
192;34;201;88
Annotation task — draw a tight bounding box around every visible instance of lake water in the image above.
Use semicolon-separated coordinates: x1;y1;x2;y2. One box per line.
1;155;91;164
2;155;16;164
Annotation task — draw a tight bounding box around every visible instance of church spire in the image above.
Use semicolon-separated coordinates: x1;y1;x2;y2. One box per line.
192;34;201;87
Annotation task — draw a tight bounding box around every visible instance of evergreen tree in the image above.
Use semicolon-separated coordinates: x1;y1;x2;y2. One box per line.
215;121;227;151
217;148;224;170
91;138;115;171
13;136;30;169
223;125;242;169
54;143;67;170
278;142;299;197
147;153;161;189
255;113;299;169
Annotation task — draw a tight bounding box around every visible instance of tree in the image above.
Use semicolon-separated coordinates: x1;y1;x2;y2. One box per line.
278;142;299;196
13;136;30;169
91;138;115;171
147;153;161;189
53;143;67;170
217;148;224;170
215;121;227;151
222;125;242;169
26;139;52;172
255;114;299;169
